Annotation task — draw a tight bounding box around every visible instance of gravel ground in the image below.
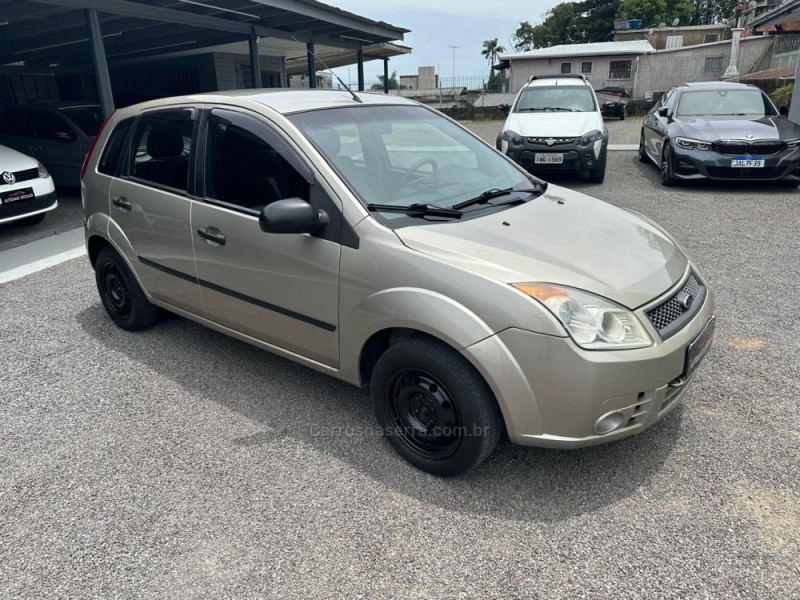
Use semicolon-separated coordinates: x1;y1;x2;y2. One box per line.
0;187;83;253
1;136;799;598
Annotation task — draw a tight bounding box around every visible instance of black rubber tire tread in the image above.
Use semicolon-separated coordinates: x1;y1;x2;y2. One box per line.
660;142;676;187
371;335;502;477
95;246;160;331
588;152;607;183
638;132;649;163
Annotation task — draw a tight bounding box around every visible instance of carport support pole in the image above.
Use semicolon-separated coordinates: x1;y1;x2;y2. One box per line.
249;32;262;88
357;48;364;92
383;58;389;94
85;8;114;118
306;41;316;89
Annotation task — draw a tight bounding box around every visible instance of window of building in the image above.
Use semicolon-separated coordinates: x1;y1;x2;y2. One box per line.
581;61;592;74
609;60;633;80
561;62;572;74
704;56;724;74
704;33;720;43
666;35;684;49
128;108;195;192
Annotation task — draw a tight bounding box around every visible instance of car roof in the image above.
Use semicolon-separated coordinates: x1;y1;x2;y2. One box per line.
678;81;758;91
525;76;591;88
122;89;418;116
9;102;101;110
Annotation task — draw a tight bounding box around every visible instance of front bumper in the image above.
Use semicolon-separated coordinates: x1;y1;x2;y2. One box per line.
463;269;716;449
505;138;606;173
671;146;800;181
0;176;58;224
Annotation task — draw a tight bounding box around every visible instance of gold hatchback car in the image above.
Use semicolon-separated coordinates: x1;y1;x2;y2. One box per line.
81;90;715;476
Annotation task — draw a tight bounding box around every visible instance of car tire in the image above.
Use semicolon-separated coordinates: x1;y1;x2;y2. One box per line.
95;246;160;331
371;335;502;477
588;152;607;183
18;212;46;226
619;106;626;120
660;142;677;187
638;132;649;163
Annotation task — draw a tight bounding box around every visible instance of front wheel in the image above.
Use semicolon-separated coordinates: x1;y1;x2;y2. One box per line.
638;132;649;163
95;246;160;331
371;336;502;476
660;142;677;186
619;106;626;120
588;152;607;183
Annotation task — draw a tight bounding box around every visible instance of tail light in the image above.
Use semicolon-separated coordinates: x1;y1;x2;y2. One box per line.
80;111;114;182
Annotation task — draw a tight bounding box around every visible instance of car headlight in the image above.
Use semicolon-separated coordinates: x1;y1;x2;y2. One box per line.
501;129;523;146
511;283;653;350
675;137;711;151
37;161;49;178
580;130;603;146
787;139;800;149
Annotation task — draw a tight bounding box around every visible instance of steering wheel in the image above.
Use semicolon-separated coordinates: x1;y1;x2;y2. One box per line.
398;158;439;190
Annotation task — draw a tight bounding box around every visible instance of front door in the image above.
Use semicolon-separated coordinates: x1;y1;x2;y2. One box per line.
109;106;204;315
191;107;341;366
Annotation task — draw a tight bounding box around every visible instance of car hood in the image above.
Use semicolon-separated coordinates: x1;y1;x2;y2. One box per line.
0;144;37;171
395;185;687;309
674;115;800;141
505;112;600;138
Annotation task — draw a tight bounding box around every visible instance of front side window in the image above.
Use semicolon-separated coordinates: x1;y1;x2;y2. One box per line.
205;112;310;211
676;89;777;118
514;86;597;113
609;60;632;80
29;110;75;142
60;106;104;136
288;105;533;227
128;108;195;191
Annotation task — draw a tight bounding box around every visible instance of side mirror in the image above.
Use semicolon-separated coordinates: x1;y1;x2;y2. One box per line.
657;107;670;119
259;198;328;234
498;104;510;116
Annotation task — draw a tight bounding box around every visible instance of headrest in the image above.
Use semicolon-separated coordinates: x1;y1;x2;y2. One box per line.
314;127;341;157
147;125;184;159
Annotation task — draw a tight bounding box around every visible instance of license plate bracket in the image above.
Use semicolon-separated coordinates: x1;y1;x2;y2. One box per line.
0;187;35;205
684;316;716;378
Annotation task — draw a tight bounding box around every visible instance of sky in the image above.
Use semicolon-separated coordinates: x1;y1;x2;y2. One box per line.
328;0;562;85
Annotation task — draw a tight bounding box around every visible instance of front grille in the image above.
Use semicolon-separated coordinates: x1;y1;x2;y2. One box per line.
713;139;785;155
706;166;783;180
646;271;705;339
12;167;39;182
526;137;575;146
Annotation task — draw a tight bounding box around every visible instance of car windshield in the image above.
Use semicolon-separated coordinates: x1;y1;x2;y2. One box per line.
514;86;596;112
59;106;104;136
288;105;535;225
676;89;776;117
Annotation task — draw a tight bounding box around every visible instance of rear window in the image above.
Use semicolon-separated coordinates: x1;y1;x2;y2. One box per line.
98;118;134;176
60;106;104;136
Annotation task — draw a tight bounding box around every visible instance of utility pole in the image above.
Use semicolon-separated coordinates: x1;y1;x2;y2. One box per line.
448;45;459;84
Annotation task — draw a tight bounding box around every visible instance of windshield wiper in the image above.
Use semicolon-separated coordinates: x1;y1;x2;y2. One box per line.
451;185;545;211
366;203;463;218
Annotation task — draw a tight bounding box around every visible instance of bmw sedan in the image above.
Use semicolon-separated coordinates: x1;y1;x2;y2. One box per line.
639;81;800;186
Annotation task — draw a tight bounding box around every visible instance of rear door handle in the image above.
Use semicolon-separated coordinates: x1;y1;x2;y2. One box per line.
112;196;131;211
197;226;226;246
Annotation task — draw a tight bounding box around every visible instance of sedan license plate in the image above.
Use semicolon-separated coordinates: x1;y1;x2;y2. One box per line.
685;316;716;378
0;187;35;205
731;156;764;168
534;153;564;165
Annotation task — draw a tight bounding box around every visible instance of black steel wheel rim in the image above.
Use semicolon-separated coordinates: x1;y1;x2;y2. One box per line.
386;369;461;459
102;262;131;319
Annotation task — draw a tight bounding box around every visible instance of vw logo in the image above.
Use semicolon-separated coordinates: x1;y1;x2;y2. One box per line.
546;138;556;146
745;134;754;140
676;291;694;310
2;171;15;184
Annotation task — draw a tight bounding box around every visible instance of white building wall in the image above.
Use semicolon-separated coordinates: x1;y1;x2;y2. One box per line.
508;54;642;93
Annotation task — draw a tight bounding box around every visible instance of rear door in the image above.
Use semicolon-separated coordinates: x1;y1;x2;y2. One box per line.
190;107;342;366
27;108;85;185
107;106;204;315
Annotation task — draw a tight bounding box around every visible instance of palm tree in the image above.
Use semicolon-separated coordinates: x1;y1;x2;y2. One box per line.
370;70;402;91
481;38;506;67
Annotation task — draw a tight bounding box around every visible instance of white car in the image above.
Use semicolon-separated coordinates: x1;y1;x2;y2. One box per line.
497;74;608;183
0;144;57;225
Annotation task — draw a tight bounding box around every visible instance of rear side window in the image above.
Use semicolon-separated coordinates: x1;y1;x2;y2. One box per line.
127;108;195;192
98;117;134;176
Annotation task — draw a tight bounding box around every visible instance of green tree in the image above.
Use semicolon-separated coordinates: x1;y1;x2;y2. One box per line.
370;70;402;91
617;0;693;26
481;38;506;67
512;1;620;51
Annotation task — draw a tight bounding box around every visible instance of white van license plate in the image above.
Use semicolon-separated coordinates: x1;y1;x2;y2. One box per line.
535;153;564;164
731;157;764;168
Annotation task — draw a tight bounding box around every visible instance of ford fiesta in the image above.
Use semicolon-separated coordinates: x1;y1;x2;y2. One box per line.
640;81;800;186
81;90;715;476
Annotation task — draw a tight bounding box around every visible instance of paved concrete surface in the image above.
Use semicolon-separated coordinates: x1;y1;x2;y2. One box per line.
0;187;83;254
0;227;84;284
2;130;799;598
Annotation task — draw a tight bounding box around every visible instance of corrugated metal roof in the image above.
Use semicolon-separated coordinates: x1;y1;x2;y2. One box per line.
473;93;518;107
502;40;654;60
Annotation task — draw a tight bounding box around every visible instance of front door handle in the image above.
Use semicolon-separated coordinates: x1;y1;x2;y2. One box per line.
197;226;226;246
112;196;131;211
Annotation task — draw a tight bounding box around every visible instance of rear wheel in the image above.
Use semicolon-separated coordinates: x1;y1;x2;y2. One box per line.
371;336;502;477
660;142;677;186
95;246;160;331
